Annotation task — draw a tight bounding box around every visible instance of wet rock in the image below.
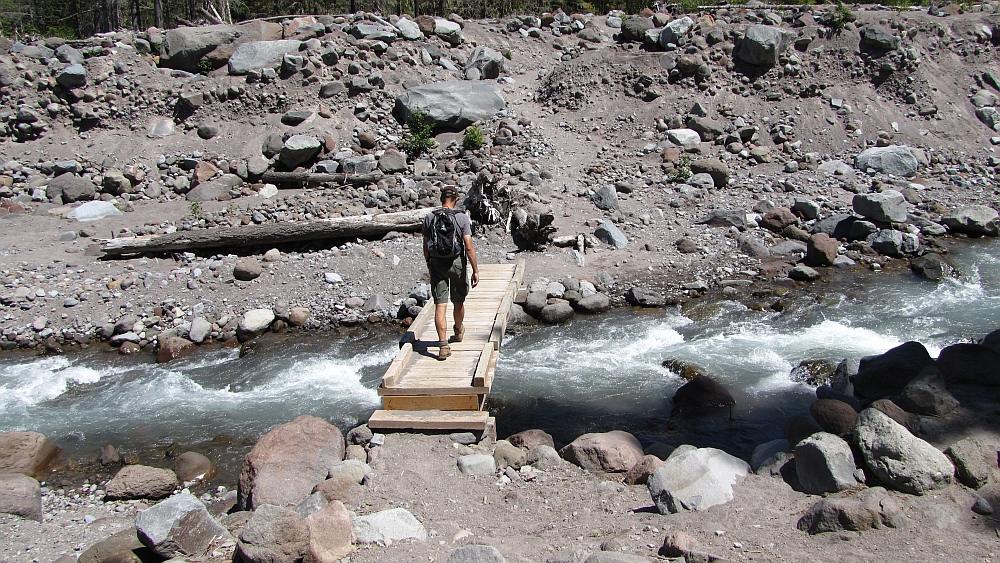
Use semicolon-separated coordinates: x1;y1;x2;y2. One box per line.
910;254;953;281
173;451;215;482
936;343;1000;386
135;490;230;558
901;366;958;416
625;287;664;307
854;341;933;399
672;376;735;413
810;399;858;436
352;507;427;543
237;415;345;510
853;190;907;223
795;432;857;494
0;431;60;478
797;487;902;534
0;473;41;521
105;465;178;500
789;264;820;281
236;504;309;563
784;414;823;447
647;447;749;513
737;25;794;66
559;431;644;473
945;438;990;489
394;81;505;130
157;336;196;363
305;501;354;563
854;408;953;494
100;445;121;465
855;146;918;177
941;205;1000;237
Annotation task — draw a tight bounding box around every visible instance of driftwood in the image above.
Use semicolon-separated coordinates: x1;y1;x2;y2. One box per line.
261;171;384;187
100;208;432;256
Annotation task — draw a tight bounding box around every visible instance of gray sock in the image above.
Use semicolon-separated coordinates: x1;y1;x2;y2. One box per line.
439;340;448;347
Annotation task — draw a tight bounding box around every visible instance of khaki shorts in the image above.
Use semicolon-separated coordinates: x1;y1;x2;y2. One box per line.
428;255;469;305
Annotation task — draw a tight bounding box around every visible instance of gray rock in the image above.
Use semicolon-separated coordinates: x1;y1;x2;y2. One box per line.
854;408;953;494
866;229;918;257
526;445;562;470
55;44;84;64
160;24;240;72
236;504;309;563
910;254;953;281
352;507;428;543
228;40;302;74
319;81;346;98
591;185;619;210
658;16;694;47
854;341;932;399
434;18;463;45
594;221;627;249
105;465;178;500
618;15;653;42
47;174;96;203
539;301;574;324
448;544;507;563
280;110;313;125
135;490;230;558
853;190;907;223
625;287;664;307
56;64;87;88
343;155;377;174
666;128;701;146
233;258;263;281
327;460;371;484
901;366;958;416
466;46;503;79
363;294;389;312
575;293;610;314
186;174;241;202
737;25;795;66
378;149;407;173
789;265;820;282
394;81;505;130
945;438;990;489
750;439;790;472
197;122;220;140
816;386;861;411
0;473;41;521
795;432;857;494
977;107;1000;131
697;209;746;230
147;119;176;138
188;317;211;344
279;135;321;169
862;26;900;50
855;146;919;177
647;447;750;513
974;495;994;515
941;205;1000;236
237;309;274;341
738;234;770;259
395;18;423;40
797;487;902;534
292;491;328;517
584;554;651;563
458;454;496;475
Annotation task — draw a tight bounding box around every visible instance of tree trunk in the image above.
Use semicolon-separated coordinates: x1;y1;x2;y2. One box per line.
154;0;164;28
260;171;384;186
100;208;433;256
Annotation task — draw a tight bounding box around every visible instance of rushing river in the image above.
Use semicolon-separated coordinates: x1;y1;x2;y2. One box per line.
2;238;999;483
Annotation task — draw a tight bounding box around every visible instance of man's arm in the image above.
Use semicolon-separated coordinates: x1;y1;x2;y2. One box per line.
463;234;479;288
422;234;430;262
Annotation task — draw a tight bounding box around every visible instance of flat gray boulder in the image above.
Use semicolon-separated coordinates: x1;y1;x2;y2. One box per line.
658;16;693;47
279;135;322;169
852;190;906;223
647;447;749;513
855;146;919;177
161;25;240;72
228;40;303;74
0;473;41;521
737;25;794;66
186;173;241;202
352;507;427;543
394;82;505;130
795;432;857;495
47;174;96;203
854;408;953;494
594;221;627;249
941;205;1000;236
135;490;230;558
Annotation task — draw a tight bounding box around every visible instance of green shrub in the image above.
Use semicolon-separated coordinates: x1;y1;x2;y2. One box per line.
398;111;436;158
673;156;692;183
824;1;857;32
198;58;215;74
462;125;485;150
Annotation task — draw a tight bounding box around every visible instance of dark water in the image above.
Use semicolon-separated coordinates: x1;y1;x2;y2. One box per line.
2;238;999;483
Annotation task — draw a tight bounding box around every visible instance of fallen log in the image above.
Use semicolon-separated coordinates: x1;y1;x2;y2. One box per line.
100;208;432;256
261;171;384;186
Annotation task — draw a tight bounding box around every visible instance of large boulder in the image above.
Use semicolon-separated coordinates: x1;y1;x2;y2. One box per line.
852;190;907;223
56;64;87;88
186;173;241;202
689;159;730;187
941;205;1000;237
0;431;59;478
0;473;41;521
539;301;574;324
647;447;749;513
901;366;958;416
619;15;653;42
434;18;463;45
809;399;857;436
278;135;322;169
862;26;900;50
854;146;919;177
594;221;627;249
105;465;178;500
352;507;428;543
228;40;302;74
236;504;309;563
173;451;216;482
47;174;96;203
466;46;503;79
737;25;795;66
506;429;554;450
559;431;644;473
305;501;354;563
135;490;230;558
160;25;240;72
795;432;857;495
658;16;694;48
237;309;275;342
394;82;506;130
935;343;1000;386
853;408;954;494
237;415;345;510
945;438;991;489
853;341;933;399
672;376;735;413
866;229;918;258
797;487;902;534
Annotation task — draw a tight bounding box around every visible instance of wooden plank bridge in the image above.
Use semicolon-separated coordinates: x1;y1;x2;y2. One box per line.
368;260;525;432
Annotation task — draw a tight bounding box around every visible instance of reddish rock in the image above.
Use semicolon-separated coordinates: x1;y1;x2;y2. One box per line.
805;233;839;267
660;531;701;558
506;429;555;450
306;501;354;563
312;476;362;505
238;415;345;510
105;465;178;500
0;431;60;478
559;430;644;473
759;208;798;232
624;454;664;485
156;336;196;363
810;399;858;436
192;161;219;186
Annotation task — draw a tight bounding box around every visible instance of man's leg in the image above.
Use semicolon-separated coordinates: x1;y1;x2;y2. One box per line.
435;302;448;343
453;301;465;336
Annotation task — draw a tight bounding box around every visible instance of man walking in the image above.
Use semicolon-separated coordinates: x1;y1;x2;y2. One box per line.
422;186;479;360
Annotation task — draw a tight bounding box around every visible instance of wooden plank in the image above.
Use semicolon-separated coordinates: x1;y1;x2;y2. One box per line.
379;384;491;396
401;303;435;347
512;258;526;283
514;288;528;303
471;343;493;387
381;343;413;388
383;395;480;411
368;409;489;430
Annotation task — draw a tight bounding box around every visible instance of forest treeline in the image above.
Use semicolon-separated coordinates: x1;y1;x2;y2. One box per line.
0;0;656;41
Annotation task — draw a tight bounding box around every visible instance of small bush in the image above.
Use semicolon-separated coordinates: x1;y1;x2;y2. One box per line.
197;58;214;74
673;156;692;183
824;1;857;32
398;111;436;158
462;125;485;150
189;200;203;218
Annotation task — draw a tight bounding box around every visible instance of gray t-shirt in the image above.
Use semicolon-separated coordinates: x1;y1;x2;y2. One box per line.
422;208;472;239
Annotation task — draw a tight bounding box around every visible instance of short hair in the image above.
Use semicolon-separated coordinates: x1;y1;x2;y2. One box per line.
440;186;459;201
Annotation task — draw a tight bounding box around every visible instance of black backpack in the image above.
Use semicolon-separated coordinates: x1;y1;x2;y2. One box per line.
427;208;463;259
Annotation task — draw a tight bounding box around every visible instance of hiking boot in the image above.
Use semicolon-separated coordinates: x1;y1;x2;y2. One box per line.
453;324;465;343
438;343;451;360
